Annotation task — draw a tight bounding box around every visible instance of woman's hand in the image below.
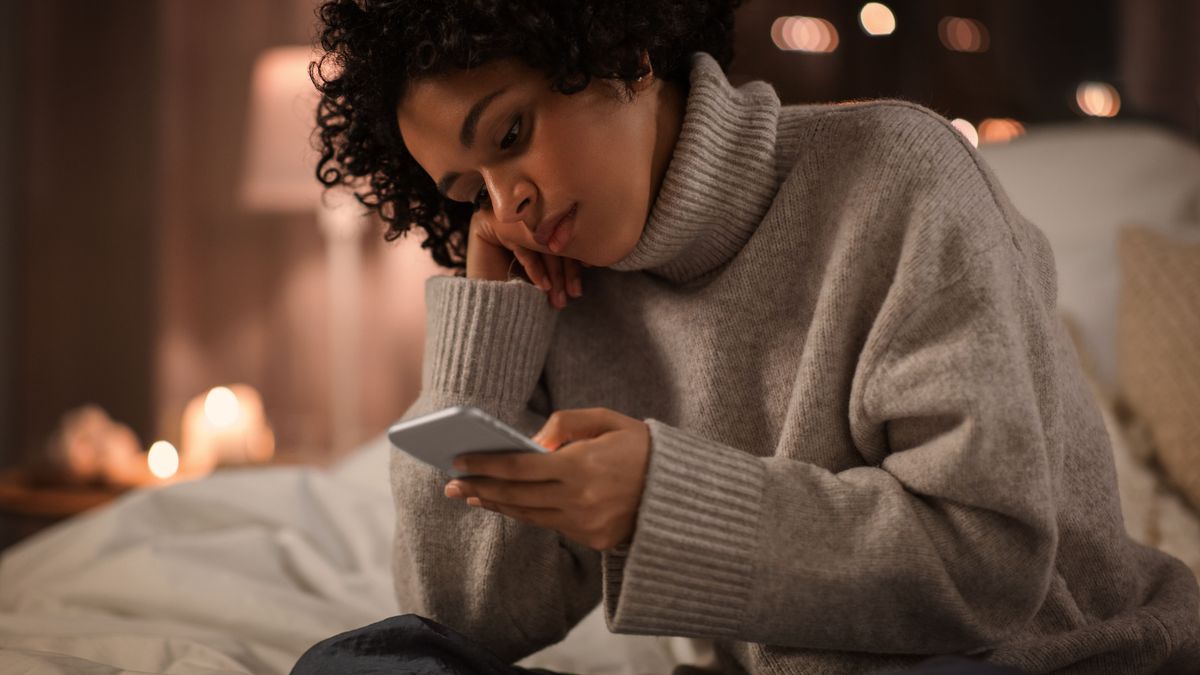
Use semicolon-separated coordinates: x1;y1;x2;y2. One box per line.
466;214;584;309
442;408;651;552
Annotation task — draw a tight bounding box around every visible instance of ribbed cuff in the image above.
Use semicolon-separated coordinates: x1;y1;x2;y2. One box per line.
421;275;557;403
602;419;765;638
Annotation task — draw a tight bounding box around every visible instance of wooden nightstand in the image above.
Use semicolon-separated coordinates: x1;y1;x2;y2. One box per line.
0;469;128;551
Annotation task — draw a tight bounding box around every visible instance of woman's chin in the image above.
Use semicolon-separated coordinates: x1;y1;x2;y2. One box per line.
592;247;636;268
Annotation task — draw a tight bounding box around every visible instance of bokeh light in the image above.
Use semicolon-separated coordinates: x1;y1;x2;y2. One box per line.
859;3;896;36
978;118;1027;144
950;118;979;147
148;441;180;480
939;17;990;53
204;386;242;427
771;16;839;53
1076;82;1121;117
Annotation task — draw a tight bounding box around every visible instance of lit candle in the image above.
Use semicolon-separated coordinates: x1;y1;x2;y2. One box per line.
147;440;181;480
180;384;275;475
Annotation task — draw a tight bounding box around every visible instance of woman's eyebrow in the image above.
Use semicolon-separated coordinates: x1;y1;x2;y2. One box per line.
436;85;510;199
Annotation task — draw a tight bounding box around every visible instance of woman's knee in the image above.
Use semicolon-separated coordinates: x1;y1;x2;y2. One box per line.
291;613;515;675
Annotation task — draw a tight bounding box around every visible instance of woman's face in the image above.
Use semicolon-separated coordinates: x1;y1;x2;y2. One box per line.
396;57;683;268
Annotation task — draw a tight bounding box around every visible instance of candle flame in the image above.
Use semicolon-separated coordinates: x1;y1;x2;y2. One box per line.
205;386;242;427
148;441;180;480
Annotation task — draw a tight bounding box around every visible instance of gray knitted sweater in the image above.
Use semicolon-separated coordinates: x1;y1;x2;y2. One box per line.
389;51;1200;674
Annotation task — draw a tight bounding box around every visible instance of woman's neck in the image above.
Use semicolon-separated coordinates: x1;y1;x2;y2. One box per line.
648;78;687;213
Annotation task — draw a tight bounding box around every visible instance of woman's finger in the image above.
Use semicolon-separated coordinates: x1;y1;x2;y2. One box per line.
472;498;564;531
456;477;568;510
542;252;565;308
563;258;582;298
509;245;549;291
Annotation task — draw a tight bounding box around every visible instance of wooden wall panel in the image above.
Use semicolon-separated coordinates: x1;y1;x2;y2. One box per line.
0;0;17;466
14;0;159;464
1119;0;1200;139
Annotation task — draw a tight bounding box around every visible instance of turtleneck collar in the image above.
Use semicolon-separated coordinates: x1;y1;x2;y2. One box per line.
608;51;784;284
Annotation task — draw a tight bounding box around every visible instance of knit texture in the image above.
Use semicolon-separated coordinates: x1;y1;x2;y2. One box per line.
389;51;1200;674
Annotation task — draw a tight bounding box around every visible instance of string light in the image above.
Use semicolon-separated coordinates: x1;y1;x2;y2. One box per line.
950;118;979;147
1076;82;1121;117
859;3;896;36
978;118;1027;144
939;17;990;53
771;16;840;53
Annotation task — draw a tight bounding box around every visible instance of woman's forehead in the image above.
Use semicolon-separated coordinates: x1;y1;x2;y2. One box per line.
398;60;532;142
401;59;532;117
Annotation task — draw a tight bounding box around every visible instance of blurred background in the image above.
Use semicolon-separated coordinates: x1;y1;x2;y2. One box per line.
0;0;1197;482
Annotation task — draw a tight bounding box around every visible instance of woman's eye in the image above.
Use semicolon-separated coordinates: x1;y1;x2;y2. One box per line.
500;117;520;150
473;184;489;211
472;118;522;211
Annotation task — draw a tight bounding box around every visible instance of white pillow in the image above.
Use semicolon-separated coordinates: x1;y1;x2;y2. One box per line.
978;122;1200;390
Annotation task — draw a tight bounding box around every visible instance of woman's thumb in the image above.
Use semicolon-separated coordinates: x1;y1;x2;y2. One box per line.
533;409;611;451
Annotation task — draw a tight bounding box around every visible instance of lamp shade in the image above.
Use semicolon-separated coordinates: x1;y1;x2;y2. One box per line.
241;45;324;212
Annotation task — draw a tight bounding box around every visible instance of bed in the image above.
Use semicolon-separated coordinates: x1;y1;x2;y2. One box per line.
1;120;1198;674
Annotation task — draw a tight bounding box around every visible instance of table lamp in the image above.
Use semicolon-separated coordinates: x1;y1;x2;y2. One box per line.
240;45;365;457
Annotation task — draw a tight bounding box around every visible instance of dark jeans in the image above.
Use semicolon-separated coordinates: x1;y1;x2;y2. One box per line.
290;613;1028;675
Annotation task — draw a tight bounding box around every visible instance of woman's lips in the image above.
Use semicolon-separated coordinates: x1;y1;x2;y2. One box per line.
547;204;576;252
535;203;574;246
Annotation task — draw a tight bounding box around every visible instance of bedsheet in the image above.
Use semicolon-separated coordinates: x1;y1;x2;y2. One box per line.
0;433;676;675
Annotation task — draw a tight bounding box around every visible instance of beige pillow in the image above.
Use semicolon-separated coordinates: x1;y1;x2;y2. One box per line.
1116;224;1200;512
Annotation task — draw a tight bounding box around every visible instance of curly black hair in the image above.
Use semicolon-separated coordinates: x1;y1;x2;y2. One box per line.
311;0;742;271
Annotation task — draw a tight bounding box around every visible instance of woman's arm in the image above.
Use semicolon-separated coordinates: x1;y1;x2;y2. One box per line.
390;274;601;664
602;236;1062;654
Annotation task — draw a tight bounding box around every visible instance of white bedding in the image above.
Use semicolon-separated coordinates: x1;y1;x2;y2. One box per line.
0;435;676;675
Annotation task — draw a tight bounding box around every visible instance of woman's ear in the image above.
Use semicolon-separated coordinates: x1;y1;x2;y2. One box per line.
632;50;655;93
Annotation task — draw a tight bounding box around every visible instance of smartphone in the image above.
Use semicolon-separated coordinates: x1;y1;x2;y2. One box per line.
387;405;548;478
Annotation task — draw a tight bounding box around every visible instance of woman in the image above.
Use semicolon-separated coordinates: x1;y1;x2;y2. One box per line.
294;1;1200;673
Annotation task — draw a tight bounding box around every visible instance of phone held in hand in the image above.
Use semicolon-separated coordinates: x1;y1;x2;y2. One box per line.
387;405;548;478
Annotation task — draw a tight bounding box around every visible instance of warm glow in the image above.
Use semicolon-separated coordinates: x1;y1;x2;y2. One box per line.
939;17;990;53
148;441;180;480
771;16;839;53
950;118;979;148
978;118;1027;144
204;386;242;427
241;46;325;210
859;3;896;36
1076;82;1121;118
182;384;274;472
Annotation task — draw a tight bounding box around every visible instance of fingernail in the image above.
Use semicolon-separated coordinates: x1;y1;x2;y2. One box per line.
445;483;462;498
556;289;566;306
569;279;582;297
539;277;550;291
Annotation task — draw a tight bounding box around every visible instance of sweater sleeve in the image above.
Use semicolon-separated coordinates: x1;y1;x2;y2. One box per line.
391;274;602;664
601;237;1061;654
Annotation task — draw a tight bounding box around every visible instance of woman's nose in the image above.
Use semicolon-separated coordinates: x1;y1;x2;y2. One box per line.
485;171;537;229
